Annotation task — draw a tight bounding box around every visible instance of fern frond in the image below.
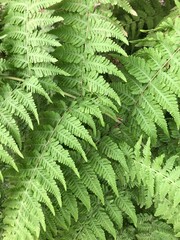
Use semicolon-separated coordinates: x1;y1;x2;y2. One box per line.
135;213;178;240
2;96;104;238
99;136;128;171
56;125;87;161
56;188;136;240
111;0;137;16
1;86;34;129
53;0;129;124
90;152;118;196
0;58;6;72
56;198;117;240
73;97;105;127
96;208;116;238
0;144;18;181
105;200;123;229
115;192;137;226
0;0;67;178
86;36;127;56
71;108;97;135
48;141;79;177
1;1;178;240
0;123;23;158
67;177;91;211
0;109;21;147
131;137;180;234
116;0;175;53
23;77;52;102
61;113;96;149
112;12;180;140
31;63;67;78
79;164;104;204
115;213;177;240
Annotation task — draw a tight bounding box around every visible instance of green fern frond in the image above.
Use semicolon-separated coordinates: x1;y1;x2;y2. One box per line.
53;0;128;123
131;137;180;234
89;152;118;196
3;196;46;240
111;0;137;16
61;113;96;149
2;96;105;238
23;77;52;102
56;189;136;240
115;192;137;226
63;191;79;222
2;87;34;129
0;56;27;172
86;36;127;56
7;0;63;13
0;109;21;147
105;200;123;229
73;98;105;127
79;164;104;204
116;0;175;53
96;208;116;238
0;123;23;158
13;90;39;123
71;108;97;135
56;1;88;14
0;144;18;181
31;63;67;78
0;0;67;178
56;125;87;161
57;199;117;240
112;12;180;140
135;213;178;240
48;141;79;177
67;177;91;210
99;136;128;171
115;213;177;240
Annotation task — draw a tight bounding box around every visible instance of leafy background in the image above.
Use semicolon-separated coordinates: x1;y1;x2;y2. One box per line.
0;0;179;239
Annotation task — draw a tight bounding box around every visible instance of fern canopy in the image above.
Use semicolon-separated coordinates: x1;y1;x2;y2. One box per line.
0;0;179;240
112;8;180;142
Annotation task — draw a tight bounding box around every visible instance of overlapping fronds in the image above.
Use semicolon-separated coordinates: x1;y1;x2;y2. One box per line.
112;11;180;141
39;190;136;240
52;0;132;122
115;0;175;52
2;96;130;239
0;0;66;177
2;97;98;239
115;214;177;240
0;1;179;240
128;137;180;236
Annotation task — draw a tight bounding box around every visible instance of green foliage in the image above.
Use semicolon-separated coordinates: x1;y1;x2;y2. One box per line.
112;10;180;142
115;214;177;240
132;137;180;234
0;0;66;180
115;0;175;53
0;0;179;240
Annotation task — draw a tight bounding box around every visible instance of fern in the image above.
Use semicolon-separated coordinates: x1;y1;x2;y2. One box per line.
0;1;179;240
115;214;177;240
1;18;132;232
0;0;67;178
156;119;180;158
52;0;128;109
127;137;180;236
115;0;175;53
40;190;136;240
2;95;137;239
112;10;180;141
